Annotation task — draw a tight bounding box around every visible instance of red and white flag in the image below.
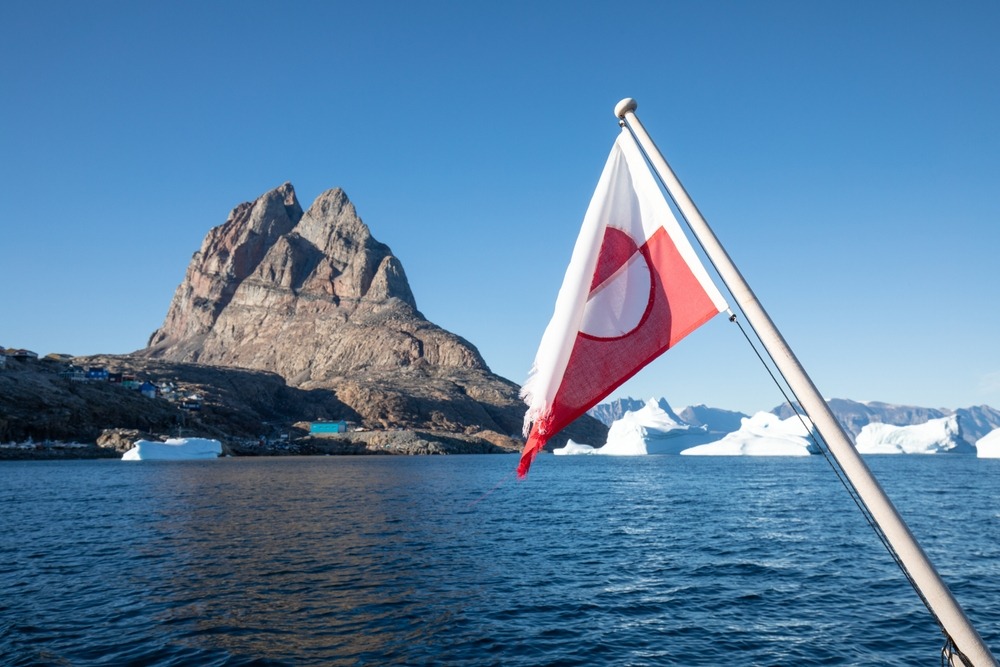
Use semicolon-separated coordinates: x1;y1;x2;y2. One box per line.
518;129;728;477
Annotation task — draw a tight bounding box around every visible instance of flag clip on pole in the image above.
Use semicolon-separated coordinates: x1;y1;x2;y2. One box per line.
614;98;997;667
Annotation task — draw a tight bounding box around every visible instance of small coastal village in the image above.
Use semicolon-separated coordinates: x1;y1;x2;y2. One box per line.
0;345;201;455
0;337;521;460
1;347;203;407
0;345;356;458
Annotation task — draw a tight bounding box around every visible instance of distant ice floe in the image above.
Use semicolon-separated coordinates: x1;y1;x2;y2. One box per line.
122;437;223;460
854;415;974;454
975;427;1000;458
681;412;818;456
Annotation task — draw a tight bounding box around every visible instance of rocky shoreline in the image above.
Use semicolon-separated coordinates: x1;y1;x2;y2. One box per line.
0;353;603;461
0;442;122;461
1;427;521;461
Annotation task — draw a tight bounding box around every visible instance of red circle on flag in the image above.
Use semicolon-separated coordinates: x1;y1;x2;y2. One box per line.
579;227;654;340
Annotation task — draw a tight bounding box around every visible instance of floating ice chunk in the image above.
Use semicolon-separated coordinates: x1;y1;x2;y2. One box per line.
976;428;1000;458
854;415;974;454
599;416;657;455
551;398;710;457
553;439;597;455
681;412;817;456
122;437;223;460
600;397;711;456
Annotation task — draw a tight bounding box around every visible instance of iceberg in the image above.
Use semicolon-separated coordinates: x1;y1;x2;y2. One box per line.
975;427;1000;458
601;397;714;455
854;415;974;454
681;412;818;456
553;439;597;455
557;398;714;457
122;437;223;460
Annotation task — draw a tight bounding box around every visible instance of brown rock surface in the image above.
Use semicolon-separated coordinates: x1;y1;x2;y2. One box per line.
142;184;480;381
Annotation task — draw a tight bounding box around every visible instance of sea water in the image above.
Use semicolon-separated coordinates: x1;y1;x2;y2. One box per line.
1;455;998;666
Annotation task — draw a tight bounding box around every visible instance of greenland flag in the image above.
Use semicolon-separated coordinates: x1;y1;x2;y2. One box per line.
518;129;728;477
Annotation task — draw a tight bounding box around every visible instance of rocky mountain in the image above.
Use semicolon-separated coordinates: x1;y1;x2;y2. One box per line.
954;405;1000;443
130;182;605;451
2;182;608;455
143;183;482;381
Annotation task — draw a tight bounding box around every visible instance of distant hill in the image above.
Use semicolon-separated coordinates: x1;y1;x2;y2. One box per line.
772;399;1000;443
954;405;1000;443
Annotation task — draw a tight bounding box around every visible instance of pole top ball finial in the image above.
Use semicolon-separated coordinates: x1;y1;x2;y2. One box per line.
615;98;637;119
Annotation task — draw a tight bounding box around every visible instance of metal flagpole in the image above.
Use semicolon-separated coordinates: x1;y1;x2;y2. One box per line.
615;97;997;667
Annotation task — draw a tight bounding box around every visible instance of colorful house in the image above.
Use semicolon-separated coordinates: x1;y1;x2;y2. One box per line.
309;420;348;435
60;366;87;381
86;367;109;381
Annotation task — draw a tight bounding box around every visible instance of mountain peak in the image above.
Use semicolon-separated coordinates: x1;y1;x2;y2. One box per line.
141;183;481;383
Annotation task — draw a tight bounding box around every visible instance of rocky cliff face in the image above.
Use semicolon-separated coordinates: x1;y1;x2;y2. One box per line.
145;183;483;381
145;182;304;356
139;182;607;448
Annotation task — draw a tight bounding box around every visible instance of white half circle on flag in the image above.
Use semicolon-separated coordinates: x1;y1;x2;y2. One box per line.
579;249;652;339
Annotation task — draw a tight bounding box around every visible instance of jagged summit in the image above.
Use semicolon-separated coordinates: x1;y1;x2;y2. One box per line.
145;182;302;353
141;183;484;384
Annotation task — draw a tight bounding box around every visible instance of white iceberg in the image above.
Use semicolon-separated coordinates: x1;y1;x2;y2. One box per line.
681;412;818;456
556;398;712;457
122;437;223;460
975;427;1000;458
601;397;713;455
854;415;973;454
553;438;597;455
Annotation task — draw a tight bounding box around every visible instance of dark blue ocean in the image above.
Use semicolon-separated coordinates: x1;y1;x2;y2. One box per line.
1;454;998;666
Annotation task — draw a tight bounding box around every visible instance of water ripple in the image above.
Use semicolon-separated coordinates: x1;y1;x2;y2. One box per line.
1;456;997;665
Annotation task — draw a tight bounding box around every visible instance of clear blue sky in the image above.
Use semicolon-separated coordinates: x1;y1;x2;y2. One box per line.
2;1;998;414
